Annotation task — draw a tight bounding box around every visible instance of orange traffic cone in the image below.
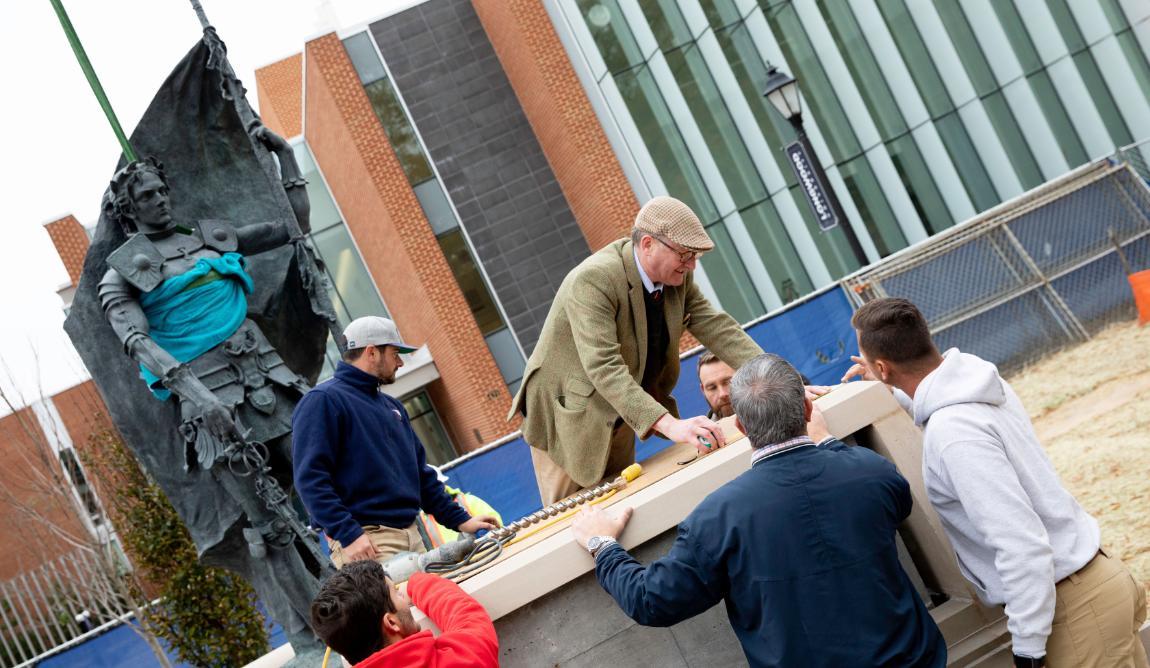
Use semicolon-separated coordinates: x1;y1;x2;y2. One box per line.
1112;228;1150;326
1131;270;1150;326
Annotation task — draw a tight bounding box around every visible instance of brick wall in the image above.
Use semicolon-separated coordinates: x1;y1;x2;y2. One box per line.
370;0;591;352
0;402;93;580
255;54;303;139
304;33;514;450
471;0;640;252
43;215;88;286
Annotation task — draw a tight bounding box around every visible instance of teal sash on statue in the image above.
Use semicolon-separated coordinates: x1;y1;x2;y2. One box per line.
139;252;253;400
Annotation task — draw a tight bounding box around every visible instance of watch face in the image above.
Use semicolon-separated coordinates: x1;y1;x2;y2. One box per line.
587;537;603;551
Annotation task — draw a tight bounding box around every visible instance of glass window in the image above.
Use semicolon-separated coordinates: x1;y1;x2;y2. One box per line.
485;328;526;386
665;43;768;209
639;0;694;52
577;0;647;74
342;32;386;85
838;156;906;257
59;448;102;525
1117;30;1150;111
788;184;861;277
293;143;342;233
364;78;434;185
1099;0;1130;31
981;91;1045;190
1047;0;1132;146
877;0;956;117
885;135;954;234
403;392;457;466
764;3;861;161
698;0;742;30
310;224;388;327
615;64;721;223
1071;51;1132;146
990;1;1043;74
700;222;763;323
414;179;458;235
737;200;813;300
436;229;505;336
1045;0;1086;52
1027;70;1088;167
714;23;798;187
932;0;998;96
818;0;907;140
935;112;1000;211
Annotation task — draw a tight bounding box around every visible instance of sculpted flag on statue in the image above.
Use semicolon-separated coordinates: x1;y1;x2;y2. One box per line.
64;27;335;646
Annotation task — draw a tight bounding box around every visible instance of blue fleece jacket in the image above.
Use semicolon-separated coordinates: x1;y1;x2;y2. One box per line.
291;362;470;546
594;439;946;668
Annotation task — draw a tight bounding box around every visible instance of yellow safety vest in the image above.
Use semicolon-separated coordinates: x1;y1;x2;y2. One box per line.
419;485;503;547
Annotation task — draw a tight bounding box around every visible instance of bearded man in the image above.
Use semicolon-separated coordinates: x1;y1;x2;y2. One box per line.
292;317;498;566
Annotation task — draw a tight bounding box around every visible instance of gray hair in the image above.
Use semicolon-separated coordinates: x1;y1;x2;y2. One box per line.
630;226;649;247
730;353;807;447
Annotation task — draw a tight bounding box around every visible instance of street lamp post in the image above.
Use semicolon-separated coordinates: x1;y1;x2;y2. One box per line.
763;64;869;268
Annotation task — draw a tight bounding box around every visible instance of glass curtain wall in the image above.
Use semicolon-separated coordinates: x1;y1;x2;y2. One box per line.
553;0;1150;321
292;141;389;376
342;31;527;395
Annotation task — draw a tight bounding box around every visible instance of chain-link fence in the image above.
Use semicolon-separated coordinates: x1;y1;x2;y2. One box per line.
841;151;1150;374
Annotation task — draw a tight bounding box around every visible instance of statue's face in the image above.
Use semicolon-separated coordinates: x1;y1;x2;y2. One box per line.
128;172;172;231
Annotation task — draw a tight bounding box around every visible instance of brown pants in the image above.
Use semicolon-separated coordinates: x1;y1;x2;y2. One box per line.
1047;550;1149;667
327;522;425;569
531;421;636;505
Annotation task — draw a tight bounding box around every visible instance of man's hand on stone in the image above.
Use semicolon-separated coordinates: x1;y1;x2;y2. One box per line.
458;515;500;534
656;414;726;454
342;533;378;563
805;385;832;401
841;356;876;383
571;505;633;548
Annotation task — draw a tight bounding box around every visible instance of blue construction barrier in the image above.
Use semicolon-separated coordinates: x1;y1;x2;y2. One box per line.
443;285;858;522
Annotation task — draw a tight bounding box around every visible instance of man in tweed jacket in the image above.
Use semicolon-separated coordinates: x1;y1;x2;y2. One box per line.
508;197;763;503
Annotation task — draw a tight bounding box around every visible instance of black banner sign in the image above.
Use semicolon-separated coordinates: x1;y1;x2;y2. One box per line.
785;140;839;232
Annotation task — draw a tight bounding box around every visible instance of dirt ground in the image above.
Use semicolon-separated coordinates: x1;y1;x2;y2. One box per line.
1008;320;1150;591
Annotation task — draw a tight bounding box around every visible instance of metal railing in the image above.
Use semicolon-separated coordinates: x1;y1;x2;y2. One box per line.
0;547;138;668
841;147;1150;374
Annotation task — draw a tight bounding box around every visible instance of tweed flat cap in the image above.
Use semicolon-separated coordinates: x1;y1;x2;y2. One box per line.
634;196;714;252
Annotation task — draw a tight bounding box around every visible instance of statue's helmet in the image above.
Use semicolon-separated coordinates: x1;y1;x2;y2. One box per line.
106;157;168;235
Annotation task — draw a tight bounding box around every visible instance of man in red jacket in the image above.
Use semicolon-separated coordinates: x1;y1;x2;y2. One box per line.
310;561;499;667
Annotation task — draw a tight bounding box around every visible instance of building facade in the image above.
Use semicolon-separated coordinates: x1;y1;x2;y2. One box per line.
46;0;1150;463
250;0;1150;458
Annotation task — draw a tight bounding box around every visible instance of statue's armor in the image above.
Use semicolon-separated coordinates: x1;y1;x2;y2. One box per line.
181;319;310;470
98;220;311;469
105;219;238;291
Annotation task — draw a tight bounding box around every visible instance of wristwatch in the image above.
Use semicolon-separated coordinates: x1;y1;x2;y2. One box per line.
585;535;617;557
1013;655;1045;668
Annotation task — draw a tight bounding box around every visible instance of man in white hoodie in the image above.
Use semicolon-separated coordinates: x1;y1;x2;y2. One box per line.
845;297;1147;668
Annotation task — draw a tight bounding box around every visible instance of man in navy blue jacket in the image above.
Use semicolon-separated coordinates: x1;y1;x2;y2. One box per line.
572;353;946;667
292;317;498;567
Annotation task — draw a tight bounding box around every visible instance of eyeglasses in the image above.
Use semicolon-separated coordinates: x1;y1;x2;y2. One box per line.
653;236;700;264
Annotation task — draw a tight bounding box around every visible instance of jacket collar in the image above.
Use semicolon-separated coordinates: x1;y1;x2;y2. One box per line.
622;239;644;290
335;361;382;395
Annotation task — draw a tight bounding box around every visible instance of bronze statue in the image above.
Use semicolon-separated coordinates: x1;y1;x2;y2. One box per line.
96;123;331;662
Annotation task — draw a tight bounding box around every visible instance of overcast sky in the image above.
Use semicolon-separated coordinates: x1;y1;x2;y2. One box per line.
0;0;413;409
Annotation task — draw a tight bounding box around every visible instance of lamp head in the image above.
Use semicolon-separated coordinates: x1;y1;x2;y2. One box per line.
763;63;801;122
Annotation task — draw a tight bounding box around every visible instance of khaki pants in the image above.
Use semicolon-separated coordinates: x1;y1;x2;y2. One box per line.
531;420;636;505
1047;550;1149;667
327;522;425;569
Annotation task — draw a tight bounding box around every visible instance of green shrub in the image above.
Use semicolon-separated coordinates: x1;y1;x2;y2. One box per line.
82;426;269;667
